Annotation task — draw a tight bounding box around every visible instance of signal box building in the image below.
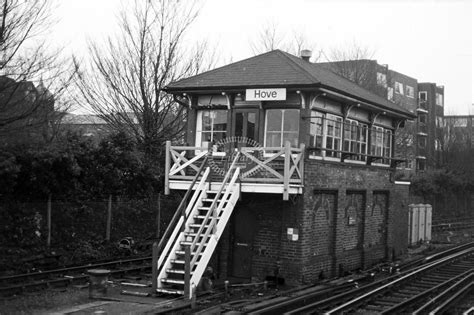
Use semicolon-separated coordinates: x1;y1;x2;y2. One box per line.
157;50;416;295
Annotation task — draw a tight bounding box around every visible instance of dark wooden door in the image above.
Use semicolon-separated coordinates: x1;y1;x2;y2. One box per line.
231;207;257;278
233;109;258;146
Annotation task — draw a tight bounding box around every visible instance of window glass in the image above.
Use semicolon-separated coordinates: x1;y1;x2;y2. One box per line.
436;93;443;106
377;72;387;87
196;110;227;152
394;82;404;95
406;85;415;98
266;110;282;131
265;109;299;147
387;87;394;101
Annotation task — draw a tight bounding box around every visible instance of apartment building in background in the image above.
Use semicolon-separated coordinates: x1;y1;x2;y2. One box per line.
319;60;444;170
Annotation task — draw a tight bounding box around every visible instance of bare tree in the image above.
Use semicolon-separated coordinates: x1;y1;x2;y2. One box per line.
322;42;376;89
0;0;76;142
250;21;322;61
75;0;214;158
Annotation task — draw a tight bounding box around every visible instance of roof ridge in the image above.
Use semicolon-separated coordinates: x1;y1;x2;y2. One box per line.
275;50;321;84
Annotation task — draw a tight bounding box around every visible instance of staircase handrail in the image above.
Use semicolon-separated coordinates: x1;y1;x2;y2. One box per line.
189;152;241;267
155;156;209;271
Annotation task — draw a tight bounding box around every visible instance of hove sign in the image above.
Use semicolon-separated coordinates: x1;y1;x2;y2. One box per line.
246;88;286;101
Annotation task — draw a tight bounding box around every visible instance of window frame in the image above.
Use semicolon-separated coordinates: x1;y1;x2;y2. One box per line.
263;108;300;148
394;82;404;95
370;125;392;166
195;109;228;155
406;85;415;98
343;118;368;162
309;111;343;160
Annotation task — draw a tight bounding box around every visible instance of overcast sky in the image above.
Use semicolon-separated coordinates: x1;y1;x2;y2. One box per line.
53;0;473;114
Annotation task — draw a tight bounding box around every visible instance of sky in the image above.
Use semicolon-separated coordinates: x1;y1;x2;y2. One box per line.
52;0;473;114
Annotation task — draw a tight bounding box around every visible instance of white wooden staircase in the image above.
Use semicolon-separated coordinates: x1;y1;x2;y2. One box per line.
155;154;241;298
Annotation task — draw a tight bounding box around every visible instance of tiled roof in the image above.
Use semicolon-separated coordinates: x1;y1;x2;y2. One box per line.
165;50;414;117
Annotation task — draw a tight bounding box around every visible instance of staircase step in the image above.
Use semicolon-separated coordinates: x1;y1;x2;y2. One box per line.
189;223;209;229
194;215;221;220
197;206;211;211
184;232;211;238
166;268;193;275
161;278;184;285
156;288;184;295
175;250;203;256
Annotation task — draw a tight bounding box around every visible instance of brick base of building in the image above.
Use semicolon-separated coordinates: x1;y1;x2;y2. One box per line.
209;159;409;285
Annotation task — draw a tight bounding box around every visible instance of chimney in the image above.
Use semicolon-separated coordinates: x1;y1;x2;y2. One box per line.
300;49;312;62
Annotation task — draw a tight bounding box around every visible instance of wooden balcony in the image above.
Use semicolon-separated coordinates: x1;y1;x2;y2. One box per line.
164;141;305;200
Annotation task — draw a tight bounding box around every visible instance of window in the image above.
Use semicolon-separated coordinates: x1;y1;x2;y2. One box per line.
394;82;404;95
343;119;368;161
436;117;443;128
265;109;299;147
370;126;392;165
310;111;342;159
196;110;227;153
418;113;427;124
436;93;443;106
376;72;387;87
418;136;426;148
387;87;394;101
419;91;428;109
406;85;415;98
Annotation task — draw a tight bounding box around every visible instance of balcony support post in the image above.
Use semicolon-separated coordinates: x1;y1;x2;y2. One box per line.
283;141;291;200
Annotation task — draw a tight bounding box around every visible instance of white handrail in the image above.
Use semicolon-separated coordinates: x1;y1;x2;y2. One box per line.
157;167;210;273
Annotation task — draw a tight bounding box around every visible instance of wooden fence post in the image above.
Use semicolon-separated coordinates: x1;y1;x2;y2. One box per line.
151;242;158;292
106;195;112;241
47;194;52;247
184;244;191;299
156;193;161;238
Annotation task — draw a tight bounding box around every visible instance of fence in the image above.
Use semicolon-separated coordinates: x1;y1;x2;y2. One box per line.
0;195;179;252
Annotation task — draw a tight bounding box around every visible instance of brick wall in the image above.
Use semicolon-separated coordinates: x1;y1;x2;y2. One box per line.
213;159;409;285
301;159;409;282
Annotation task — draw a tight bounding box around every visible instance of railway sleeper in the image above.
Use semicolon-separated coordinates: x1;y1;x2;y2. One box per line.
370;300;398;307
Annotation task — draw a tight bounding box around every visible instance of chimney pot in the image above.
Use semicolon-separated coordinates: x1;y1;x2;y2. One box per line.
300;49;312;62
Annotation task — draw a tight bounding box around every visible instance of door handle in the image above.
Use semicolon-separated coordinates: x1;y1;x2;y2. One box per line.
236;242;249;247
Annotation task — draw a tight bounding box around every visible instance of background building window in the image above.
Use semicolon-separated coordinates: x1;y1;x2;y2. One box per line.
387;87;394;101
310;111;342;158
406;85;415;98
265;109;299;147
376;72;387;87
196;110;227;152
436;93;443;106
394;82;404;95
418;113;427;124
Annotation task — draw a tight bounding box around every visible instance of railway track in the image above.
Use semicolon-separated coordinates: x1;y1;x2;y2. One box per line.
232;242;474;314
0;256;152;297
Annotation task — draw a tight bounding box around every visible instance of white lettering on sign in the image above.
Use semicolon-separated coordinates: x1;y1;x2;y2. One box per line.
246;88;286;101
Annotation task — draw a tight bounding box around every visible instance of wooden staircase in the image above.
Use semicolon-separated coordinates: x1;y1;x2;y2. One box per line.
155;154;241;298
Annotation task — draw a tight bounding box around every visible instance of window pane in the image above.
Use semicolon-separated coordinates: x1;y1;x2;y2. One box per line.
283;109;299;132
267;110;282;131
283;132;299;147
214;111;227;131
202;111;212;131
266;132;281;147
247;113;256;139
235;113;243;137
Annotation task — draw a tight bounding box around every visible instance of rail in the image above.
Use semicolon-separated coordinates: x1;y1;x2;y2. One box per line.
152;156;209;291
189;152;241;269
